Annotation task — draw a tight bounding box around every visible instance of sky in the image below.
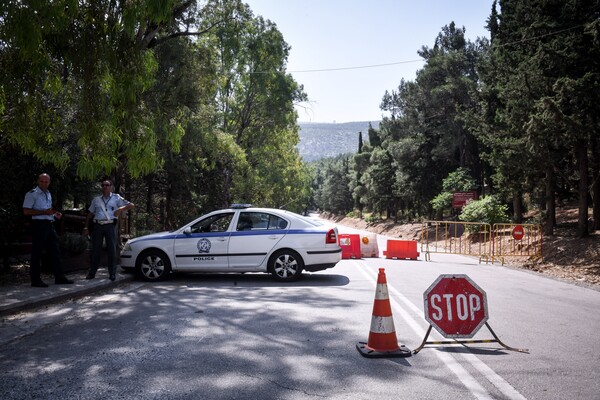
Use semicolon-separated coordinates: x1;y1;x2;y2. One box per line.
244;0;494;123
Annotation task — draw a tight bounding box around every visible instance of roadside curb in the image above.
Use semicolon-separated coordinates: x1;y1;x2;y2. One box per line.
0;274;135;317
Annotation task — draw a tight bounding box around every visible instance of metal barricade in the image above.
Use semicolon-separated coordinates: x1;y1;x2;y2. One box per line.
421;221;492;263
492;223;543;264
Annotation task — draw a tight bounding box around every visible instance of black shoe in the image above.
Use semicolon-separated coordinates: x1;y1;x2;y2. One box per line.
32;281;48;288
55;277;74;284
85;274;95;280
109;274;116;281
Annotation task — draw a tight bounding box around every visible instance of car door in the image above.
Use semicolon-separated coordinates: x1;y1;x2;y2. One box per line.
173;212;233;270
228;211;288;269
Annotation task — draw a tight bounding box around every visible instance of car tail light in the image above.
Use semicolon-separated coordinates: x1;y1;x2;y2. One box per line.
326;228;337;244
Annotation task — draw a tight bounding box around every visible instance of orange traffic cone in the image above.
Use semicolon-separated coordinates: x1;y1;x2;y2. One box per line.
356;268;412;358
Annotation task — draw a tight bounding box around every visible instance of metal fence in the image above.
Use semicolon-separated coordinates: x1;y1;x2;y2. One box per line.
491;223;543;263
420;221;493;263
420;221;542;263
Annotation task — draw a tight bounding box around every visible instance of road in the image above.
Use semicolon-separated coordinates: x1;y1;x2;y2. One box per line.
1;222;599;399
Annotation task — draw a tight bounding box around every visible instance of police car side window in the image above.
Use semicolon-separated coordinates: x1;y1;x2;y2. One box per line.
236;213;253;231
268;215;288;230
192;213;233;233
234;213;288;231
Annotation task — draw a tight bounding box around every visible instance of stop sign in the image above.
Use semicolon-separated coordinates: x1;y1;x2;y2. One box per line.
423;275;488;338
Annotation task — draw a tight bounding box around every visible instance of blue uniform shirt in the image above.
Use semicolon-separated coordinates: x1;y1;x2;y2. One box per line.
89;193;130;222
23;187;54;221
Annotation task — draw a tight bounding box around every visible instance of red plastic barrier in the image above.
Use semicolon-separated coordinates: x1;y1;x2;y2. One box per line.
383;239;420;260
339;234;362;259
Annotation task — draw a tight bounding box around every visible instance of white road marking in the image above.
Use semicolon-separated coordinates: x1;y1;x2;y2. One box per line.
353;260;526;400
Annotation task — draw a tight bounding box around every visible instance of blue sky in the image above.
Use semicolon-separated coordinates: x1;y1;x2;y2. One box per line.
244;0;493;123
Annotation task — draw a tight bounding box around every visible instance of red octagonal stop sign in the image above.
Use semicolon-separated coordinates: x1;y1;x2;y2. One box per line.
423;275;488;338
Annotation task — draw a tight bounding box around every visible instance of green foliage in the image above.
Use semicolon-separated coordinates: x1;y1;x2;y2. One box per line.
0;0;312;233
2;0;598;238
315;2;599;234
59;233;89;255
346;210;359;218
459;196;509;225
430;192;454;213
310;155;354;214
0;0;195;178
365;214;383;224
441;168;477;192
431;168;477;212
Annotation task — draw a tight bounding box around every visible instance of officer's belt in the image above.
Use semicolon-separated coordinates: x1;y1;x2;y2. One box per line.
94;220;113;225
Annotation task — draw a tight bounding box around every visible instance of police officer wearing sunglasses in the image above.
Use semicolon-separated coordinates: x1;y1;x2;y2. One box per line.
84;179;134;281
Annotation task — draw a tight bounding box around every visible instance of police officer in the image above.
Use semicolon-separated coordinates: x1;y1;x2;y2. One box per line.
22;173;74;287
84;179;134;281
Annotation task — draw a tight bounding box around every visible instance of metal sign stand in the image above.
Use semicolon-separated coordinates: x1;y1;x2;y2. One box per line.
413;323;529;354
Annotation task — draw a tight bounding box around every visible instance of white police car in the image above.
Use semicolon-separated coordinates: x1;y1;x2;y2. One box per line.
120;205;342;282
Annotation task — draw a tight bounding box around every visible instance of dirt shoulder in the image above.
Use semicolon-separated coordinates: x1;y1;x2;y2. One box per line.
323;210;600;289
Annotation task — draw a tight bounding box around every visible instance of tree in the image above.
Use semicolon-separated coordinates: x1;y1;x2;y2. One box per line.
352;131;368;218
199;0;308;208
0;0;207;179
478;0;600;237
311;155;353;215
378;24;484;219
431;168;478;218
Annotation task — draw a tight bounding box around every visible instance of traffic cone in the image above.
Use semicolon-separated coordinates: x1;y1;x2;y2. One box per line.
356;268;412;358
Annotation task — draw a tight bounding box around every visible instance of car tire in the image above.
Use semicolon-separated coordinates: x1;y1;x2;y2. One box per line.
269;249;304;282
136;249;171;282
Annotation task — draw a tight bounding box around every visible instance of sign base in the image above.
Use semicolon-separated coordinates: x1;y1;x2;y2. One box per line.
413;323;529;354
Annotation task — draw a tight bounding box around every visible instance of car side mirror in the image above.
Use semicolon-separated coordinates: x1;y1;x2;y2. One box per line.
183;227;192;235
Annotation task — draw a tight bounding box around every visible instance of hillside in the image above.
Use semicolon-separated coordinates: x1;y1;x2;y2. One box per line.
297;121;380;162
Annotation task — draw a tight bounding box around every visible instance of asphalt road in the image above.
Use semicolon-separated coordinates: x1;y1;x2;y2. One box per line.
1;223;599;399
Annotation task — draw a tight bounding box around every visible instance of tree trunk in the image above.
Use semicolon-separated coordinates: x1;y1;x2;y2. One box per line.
591;135;600;231
577;141;589;238
544;164;556;236
222;166;232;209
145;174;154;214
513;193;523;223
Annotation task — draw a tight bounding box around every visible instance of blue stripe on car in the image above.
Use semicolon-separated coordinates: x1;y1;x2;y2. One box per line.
130;229;331;243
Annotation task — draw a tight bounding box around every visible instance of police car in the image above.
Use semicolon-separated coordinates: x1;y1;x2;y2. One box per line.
120;205;342;282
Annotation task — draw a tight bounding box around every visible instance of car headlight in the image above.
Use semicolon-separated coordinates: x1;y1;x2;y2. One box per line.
122;243;132;252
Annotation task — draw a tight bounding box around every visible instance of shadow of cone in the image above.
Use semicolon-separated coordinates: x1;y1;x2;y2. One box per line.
357;268;412;358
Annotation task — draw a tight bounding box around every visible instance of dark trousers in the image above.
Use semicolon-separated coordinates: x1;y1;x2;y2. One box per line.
90;222;117;275
30;220;64;282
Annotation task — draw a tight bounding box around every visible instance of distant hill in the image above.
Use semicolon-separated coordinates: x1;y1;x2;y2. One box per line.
297;121;380;162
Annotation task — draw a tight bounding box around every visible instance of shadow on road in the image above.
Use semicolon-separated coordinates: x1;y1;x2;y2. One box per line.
161;271;351;287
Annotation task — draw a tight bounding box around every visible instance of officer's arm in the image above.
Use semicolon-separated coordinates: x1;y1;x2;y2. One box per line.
23;207;54;216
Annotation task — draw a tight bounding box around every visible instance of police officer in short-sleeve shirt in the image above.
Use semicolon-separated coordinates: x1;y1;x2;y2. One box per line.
22;173;74;287
84;179;134;281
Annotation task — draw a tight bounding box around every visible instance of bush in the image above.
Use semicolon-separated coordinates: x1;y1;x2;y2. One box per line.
59;233;89;255
346;210;359;219
459;196;510;225
365;214;382;224
430;192;453;213
431;168;478;213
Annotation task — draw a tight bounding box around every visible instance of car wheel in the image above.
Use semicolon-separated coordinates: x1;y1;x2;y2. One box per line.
269;249;304;282
136;249;171;282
